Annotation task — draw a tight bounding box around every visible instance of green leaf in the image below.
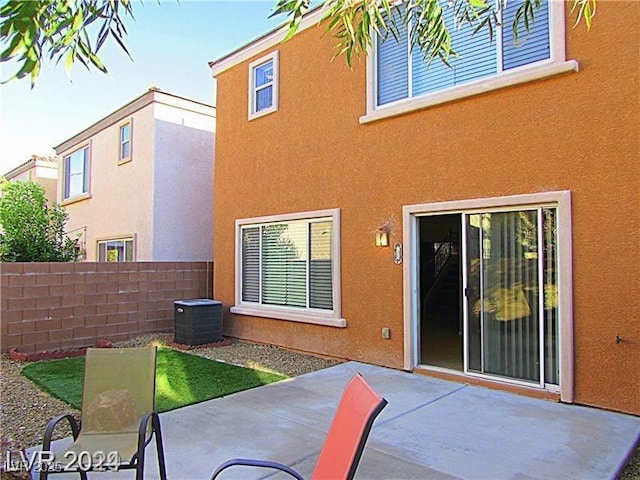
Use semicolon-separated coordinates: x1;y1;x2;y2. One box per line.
0;32;25;61
64;48;75;74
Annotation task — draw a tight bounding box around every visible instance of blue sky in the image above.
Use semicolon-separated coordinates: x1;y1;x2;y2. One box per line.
0;0;286;174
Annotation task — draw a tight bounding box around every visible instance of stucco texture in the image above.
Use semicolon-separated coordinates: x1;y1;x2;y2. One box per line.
61;105;156;261
213;2;639;414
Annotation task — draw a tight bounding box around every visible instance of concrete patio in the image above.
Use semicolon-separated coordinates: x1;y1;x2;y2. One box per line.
39;361;639;479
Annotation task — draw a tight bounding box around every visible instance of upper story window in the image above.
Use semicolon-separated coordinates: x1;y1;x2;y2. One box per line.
248;51;279;120
119;120;132;164
97;237;134;262
63;145;89;200
363;1;578;123
231;208;346;328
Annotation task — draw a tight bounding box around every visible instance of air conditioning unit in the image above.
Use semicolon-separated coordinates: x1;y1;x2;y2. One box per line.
174;299;223;345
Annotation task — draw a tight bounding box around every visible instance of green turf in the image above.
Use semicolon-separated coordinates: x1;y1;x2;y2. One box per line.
21;348;288;412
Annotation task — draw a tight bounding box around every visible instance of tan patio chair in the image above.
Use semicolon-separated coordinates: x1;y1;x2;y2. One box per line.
211;373;387;480
39;346;167;480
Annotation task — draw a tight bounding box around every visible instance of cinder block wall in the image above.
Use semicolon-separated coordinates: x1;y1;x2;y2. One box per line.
0;262;213;353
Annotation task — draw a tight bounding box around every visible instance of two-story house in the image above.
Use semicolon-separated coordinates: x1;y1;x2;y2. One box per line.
55;88;216;262
2;155;59;204
209;2;638;415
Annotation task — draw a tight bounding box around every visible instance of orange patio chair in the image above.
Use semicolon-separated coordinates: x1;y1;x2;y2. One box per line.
39;346;167;480
210;373;387;480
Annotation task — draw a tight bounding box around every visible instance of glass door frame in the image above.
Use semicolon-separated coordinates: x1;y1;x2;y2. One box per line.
461;207;553;390
402;191;574;402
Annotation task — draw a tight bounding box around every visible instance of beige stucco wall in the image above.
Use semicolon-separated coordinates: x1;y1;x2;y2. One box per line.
58;91;215;262
3;160;58;205
152;103;216;261
60;105;156;261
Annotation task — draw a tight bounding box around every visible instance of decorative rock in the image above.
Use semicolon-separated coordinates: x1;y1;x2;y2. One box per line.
84;390;137;432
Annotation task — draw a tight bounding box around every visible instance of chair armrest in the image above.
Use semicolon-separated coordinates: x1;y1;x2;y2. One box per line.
211;458;305;480
137;412;155;448
42;414;80;452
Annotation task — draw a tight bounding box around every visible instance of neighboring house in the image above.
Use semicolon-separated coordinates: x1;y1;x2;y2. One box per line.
54;88;215;262
2;155;59;204
209;2;639;416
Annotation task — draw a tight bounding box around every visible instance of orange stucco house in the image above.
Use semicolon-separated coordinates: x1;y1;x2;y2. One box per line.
209;1;639;415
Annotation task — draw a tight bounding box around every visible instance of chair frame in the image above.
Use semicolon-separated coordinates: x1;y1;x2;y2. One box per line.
211;373;387;480
38;348;167;480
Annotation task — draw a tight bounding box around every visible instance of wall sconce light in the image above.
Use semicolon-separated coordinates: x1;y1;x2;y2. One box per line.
375;226;390;247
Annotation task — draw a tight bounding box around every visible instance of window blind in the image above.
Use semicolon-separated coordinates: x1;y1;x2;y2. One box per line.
310;221;333;310
377;10;409;106
503;0;550;70
376;1;551;107
242;227;260;302
241;219;334;312
262;223;307;308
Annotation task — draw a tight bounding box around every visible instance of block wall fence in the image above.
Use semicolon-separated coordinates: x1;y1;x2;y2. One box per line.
0;262;213;353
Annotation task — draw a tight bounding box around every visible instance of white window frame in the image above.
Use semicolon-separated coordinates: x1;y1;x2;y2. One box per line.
231;208;346;328
97;236;135;262
248;51;279;120
362;1;579;124
61;143;91;204
118;119;132;165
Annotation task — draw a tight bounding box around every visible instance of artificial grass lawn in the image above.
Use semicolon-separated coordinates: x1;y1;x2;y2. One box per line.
21;348;288;412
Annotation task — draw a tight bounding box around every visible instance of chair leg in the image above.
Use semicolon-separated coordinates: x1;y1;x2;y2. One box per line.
135;451;145;480
152;413;168;480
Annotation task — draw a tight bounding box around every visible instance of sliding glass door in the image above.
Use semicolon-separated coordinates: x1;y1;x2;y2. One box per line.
464;208;558;386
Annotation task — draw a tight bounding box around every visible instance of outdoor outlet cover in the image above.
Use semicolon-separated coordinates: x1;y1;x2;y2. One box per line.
382;327;391;339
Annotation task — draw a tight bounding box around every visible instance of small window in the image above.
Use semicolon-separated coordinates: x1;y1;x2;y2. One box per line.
232;209;345;328
248;51;279;120
119;121;132;164
97;238;134;262
63;145;90;200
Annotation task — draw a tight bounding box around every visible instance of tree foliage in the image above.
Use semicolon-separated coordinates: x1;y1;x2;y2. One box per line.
273;0;597;66
0;180;78;262
0;0;133;85
0;0;596;84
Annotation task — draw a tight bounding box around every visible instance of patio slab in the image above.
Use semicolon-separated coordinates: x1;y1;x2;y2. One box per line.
30;361;639;479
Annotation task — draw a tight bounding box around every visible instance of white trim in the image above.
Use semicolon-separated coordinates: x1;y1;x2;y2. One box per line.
233;208;345;328
362;60;578;124
537;209;546;388
61;141;91;202
364;0;578;124
96;236;136;262
118;118;133;165
248;51;279;120
54;89;214;154
210;7;324;77
549;0;568;63
402;211;419;370
230;305;346;328
402;191;574;403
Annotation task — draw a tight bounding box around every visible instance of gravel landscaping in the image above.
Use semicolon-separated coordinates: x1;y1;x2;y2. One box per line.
1;334;637;479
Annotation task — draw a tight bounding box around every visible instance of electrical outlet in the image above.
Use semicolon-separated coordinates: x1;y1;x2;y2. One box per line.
381;327;391;339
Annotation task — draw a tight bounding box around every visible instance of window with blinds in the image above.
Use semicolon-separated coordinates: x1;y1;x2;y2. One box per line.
376;1;550;107
240;217;334;312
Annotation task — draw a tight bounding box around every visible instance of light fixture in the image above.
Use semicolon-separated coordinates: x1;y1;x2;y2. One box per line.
375;226;389;247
